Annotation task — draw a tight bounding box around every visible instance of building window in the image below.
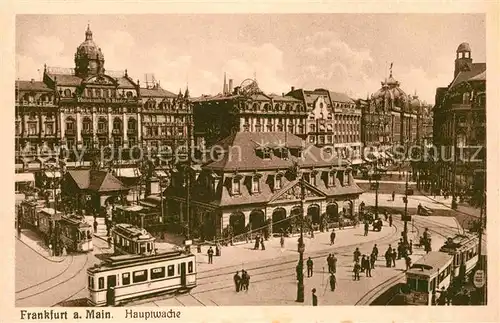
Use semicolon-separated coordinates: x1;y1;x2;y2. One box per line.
67;139;75;150
309;124;316;132
232;177;241;195
310;174;316;186
28;122;37;135
275;175;282;190
66;120;74;131
262;148;271;160
252;176;260;193
328;172;334;187
98;119;106;131
113;118;121;130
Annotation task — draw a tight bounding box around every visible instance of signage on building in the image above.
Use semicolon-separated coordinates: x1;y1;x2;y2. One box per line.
473;269;485;288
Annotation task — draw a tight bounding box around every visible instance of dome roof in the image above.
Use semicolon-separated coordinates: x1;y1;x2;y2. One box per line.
457;42;471;52
76;25;104;61
371;74;407;102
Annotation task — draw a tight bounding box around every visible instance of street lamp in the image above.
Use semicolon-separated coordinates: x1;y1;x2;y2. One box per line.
402;169;411;244
45;164;61;256
296;176;305;303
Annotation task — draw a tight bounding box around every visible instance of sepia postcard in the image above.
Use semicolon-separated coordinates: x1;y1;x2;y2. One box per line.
1;1;499;322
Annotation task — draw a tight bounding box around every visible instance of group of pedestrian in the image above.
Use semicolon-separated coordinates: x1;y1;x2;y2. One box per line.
253;235;265;250
233;270;251;292
384;244;397;267
326;253;337;274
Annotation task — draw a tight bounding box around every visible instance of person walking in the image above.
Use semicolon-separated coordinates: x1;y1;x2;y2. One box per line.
260;236;265;250
364;255;372;277
353;261;361;281
280;234;285;249
330;229;336;245
327;254;333;273
370;252;376;269
397;239;403;259
207;246;214;264
329;273;337;292
392;191;395;201
360;255;367;273
253;235;260;250
364;221;369;236
388;214;393;227
233;271;241;292
391;248;397;267
312;288;318;306
384;211;388;222
385;245;392;267
372;244;379;260
405;256;412;271
353;247;361;263
331;254;337;274
306;257;314;277
93;219;98;234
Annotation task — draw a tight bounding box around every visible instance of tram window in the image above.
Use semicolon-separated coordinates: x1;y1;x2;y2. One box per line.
167;265;175;277
407;278;417;290
122;273;130;285
147;243;152;252
133;270;148;283
416;279;428;292
88;276;94;289
151;267;166;280
188;261;193;273
98;277;105;289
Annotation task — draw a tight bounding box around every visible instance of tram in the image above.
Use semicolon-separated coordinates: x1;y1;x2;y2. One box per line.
112;223;156;256
87;251;197;306
113;202;167;233
404;233;480;305
19;202;93;253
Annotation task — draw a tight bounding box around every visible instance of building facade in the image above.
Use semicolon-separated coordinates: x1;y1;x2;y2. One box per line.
15;26;192;181
166;132;363;240
286;88;362;161
433;42;486;205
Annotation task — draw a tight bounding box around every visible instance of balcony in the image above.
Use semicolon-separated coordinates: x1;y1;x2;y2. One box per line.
112;128;122;135
97;129;108;135
81;129;93;136
65;128;76;136
127;128;137;135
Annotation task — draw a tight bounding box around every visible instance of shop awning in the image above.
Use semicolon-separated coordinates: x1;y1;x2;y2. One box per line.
114;168;141;178
45;171;61;178
15;172;35;183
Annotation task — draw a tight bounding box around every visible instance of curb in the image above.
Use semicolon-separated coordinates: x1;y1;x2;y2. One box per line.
16;234;66;263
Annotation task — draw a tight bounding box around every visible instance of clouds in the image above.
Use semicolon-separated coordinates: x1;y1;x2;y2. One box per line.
15;15;485;103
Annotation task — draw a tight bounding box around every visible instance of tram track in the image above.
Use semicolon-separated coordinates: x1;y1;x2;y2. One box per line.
16;253;90;304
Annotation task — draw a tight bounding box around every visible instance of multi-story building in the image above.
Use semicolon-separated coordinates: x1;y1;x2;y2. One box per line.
166;132;363;240
361;68;422;158
15;26;192;185
193;78;307;148
433;42;486;204
286;88;362;160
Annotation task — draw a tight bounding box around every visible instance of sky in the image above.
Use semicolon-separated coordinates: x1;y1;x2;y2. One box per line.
16;14;485;104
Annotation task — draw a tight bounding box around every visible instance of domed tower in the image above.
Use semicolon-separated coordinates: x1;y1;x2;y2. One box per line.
74;25;105;77
454;42;472;78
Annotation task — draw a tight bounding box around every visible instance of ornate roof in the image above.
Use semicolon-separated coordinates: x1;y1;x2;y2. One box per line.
75;25;104;61
457;42;471;52
371;69;408;109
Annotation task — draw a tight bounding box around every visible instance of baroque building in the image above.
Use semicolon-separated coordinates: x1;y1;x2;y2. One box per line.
433;42;486;205
15;26;192;187
165;132;363;240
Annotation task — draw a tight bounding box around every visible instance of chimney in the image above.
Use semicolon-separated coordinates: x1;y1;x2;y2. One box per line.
291;86;295;91
228;79;233;94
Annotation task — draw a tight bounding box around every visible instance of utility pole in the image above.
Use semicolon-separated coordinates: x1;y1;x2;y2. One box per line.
185;101;193;253
296;175;305;303
402;168;410;245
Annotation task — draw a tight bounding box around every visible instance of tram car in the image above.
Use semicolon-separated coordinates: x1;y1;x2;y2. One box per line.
19;199;45;229
439;233;480;277
37;208;64;242
59;214;94;252
112;223;156;256
405;251;454;305
87;250;197;306
113;202;167;233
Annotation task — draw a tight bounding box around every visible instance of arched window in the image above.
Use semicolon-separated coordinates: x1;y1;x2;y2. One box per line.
66;117;75;132
82;117;92;131
128;118;136;130
113;118;122;130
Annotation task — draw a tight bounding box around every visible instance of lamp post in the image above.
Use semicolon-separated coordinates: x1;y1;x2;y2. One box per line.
45;164;61;256
402;169;411;245
296;176;305;303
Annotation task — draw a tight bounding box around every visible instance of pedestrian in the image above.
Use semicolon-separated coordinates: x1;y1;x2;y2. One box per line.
364;221;369;236
331;254;337;274
385;245;392;267
392;191;395;201
93;219;98;233
254;235;260;250
391;248;397;267
409;240;413;255
207;246;214;264
216;241;221;256
338;217;344;230
327;254;333;273
388;214;393;227
370;252;376;269
364;255;372;277
234;271;241;292
372;244;379;260
260;236;265;250
312;288;318;306
241;270;250;291
280;234;285;249
330;229;336;245
360;255;367;273
329;273;336;292
405;256;412;271
353;247;361;263
306;257;314;277
397;239;403;259
353;261;361;280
